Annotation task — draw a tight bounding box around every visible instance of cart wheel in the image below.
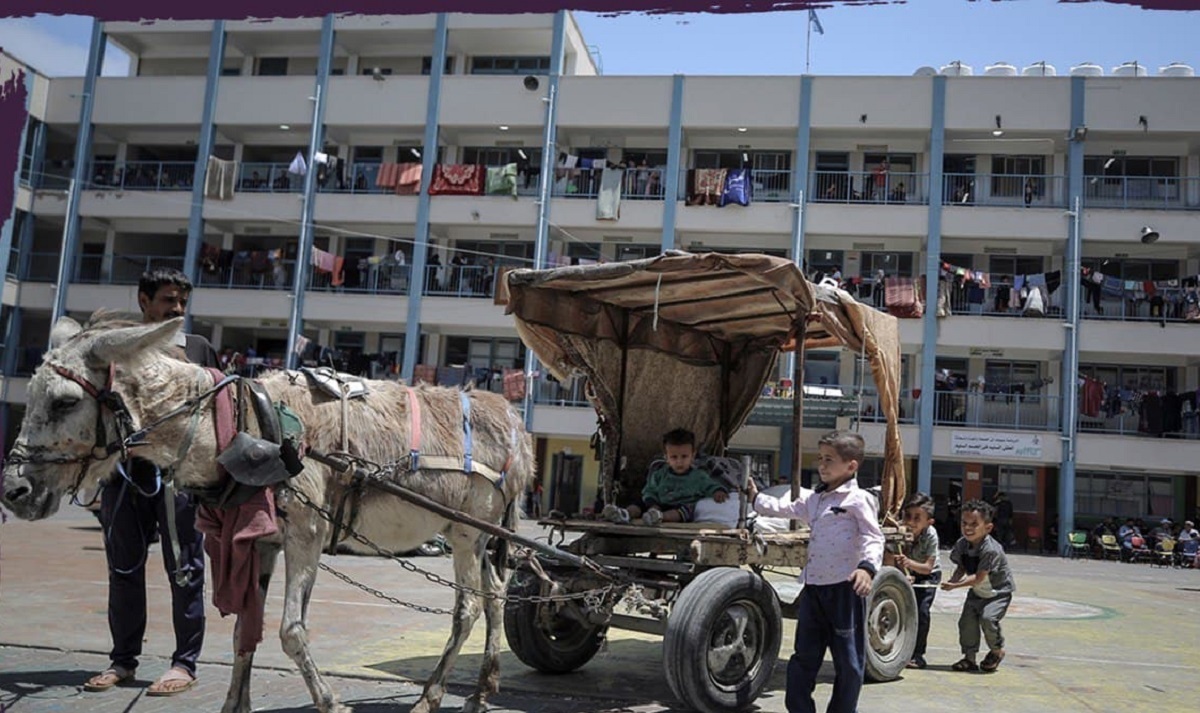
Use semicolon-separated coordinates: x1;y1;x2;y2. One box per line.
503;570;607;674
663;568;782;713
864;566;918;682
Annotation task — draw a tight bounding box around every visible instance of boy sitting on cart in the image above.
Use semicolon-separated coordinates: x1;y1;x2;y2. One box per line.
602;428;729;526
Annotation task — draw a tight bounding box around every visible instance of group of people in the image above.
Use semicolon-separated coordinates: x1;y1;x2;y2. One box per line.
602;427;1017;712
1094;515;1200;565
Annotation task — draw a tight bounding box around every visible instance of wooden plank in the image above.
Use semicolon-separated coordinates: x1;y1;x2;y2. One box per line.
592;555;695;574
690;539;809;568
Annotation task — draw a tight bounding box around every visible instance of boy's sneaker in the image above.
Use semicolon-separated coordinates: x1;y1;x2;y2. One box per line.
642;508;663;526
601;504;631;524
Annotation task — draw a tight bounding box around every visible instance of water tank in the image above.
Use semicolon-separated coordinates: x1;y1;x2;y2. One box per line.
1159;61;1195;77
940;61;973;76
1022;61;1057;77
1112;61;1148;77
984;62;1018;77
912;66;938;77
1070;62;1104;77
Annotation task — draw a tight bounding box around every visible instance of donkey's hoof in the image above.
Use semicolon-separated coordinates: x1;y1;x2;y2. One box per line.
410;695;442;713
462;695;490;713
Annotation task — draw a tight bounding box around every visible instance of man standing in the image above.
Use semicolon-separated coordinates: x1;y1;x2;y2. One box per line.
84;267;218;697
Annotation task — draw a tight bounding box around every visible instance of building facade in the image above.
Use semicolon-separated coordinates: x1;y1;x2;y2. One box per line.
3;13;1199;548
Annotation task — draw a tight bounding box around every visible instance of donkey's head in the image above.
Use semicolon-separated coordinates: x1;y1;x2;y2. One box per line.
2;315;185;520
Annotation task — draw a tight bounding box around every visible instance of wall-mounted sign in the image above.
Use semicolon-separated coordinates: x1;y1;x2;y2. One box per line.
952;431;1043;460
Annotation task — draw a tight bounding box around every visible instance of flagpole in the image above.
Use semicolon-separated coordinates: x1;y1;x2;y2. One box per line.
805;11;812;74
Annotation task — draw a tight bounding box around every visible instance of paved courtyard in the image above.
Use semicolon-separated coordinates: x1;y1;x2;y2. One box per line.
1;506;1198;712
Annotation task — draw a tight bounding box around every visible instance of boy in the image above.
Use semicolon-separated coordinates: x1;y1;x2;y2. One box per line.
894;492;940;670
747;431;883;713
942;499;1016;674
603;428;728;526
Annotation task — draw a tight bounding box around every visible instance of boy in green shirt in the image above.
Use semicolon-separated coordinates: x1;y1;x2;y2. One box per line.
602;428;729;526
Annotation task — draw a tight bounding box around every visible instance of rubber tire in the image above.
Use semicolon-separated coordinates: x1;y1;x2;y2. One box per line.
864;566;918;682
503;569;607;674
663;568;782;713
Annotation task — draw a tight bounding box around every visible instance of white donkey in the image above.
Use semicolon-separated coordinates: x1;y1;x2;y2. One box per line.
1;314;535;713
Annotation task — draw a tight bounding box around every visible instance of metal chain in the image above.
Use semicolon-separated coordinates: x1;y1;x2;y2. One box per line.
283;483;627;607
317;561;454;616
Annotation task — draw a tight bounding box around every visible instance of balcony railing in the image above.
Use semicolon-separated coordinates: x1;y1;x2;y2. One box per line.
1083;175;1198;210
946;282;1062;318
810;170;930;205
853;389;1058;432
1080;291;1195;323
197;259;294;290
552;167;667;200
89;161;196;191
238;163;304;193
1078;408;1200;440
942;173;1068;208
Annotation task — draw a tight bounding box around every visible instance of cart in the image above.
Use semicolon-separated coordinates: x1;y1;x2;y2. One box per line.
500;251;916;713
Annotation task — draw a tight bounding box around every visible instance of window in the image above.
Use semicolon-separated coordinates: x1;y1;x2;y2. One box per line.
814;152;851;200
806;249;843;275
1076;472;1174;518
421;56;454;75
727;450;776;487
853;354;911;393
443;336;525;371
1080;257;1177;282
859;252;914;279
804;351;840;385
621;149;668;167
361;66;393;76
995;466;1037;513
1078;364;1174;392
990;156;1046;198
566;241;603;265
987;255;1044;282
1084;155;1179;178
461;146;540;167
984;360;1041;389
693;150;791;171
220;67;241;76
256;57;289;76
470;56;550;75
616;245;660;262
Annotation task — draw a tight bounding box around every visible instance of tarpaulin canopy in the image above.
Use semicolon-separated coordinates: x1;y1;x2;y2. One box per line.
503;251;906;519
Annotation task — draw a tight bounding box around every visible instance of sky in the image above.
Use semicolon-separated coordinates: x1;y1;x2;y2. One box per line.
0;2;1197;78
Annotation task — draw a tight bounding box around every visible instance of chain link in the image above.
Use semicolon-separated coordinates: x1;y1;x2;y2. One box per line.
283;483;628;609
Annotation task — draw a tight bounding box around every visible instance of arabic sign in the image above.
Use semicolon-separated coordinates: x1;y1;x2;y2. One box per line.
951;431;1043;460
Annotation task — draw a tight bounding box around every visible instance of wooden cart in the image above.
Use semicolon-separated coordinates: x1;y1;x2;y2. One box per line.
500;252;916;713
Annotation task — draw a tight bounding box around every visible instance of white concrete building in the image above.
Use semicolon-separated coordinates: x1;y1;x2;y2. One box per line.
3;13;1199;545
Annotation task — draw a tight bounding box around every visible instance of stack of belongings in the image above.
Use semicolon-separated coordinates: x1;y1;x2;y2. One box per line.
885;276;924;318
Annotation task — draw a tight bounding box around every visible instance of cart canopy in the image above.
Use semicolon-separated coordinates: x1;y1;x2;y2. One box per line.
503;251;906;519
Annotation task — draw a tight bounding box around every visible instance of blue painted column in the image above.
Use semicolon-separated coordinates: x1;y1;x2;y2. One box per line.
1058;75;1086;553
182;20;227;333
51;19;105;325
0;68;35;283
660;74;685;252
519;9;567;431
283;14;334;368
400;12;449;382
916;75;947;496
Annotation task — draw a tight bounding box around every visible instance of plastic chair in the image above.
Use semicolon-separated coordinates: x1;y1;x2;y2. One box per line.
1153;538;1176;568
1177;539;1199;568
1098;534;1122;561
1025;525;1042;553
1129;535;1153;563
1065;530;1090;559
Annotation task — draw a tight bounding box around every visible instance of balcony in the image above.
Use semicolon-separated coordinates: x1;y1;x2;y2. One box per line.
88;161;196;192
1083;175;1199;211
552;167;667;200
810;170;930;205
941;173;1067;209
853;390;1058;432
238;163;304;194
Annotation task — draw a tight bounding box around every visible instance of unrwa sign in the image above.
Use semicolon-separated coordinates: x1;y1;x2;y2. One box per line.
951;430;1043;459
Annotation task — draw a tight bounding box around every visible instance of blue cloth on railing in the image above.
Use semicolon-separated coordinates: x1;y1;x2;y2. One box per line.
1101;276;1124;298
719;169;752;207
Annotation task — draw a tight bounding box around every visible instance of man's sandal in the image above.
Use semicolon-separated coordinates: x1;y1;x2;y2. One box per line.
951;658;979;672
83;666;135;692
146;667;198;697
980;649;1006;673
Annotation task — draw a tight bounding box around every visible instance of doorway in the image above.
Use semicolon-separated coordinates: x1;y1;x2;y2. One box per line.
550;452;583;516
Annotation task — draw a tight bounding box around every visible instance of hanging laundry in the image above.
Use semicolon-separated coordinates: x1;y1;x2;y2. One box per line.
288;151;308;177
1080;377;1104;418
884;277;923;319
596;167;623;221
376;162;401;189
718;168;752;207
485;163;519;199
331;256;345;287
205;156;238;200
395;163;422;195
559;154;579;169
687;168;727;206
1044;270;1062;295
310;247;336;273
428;164;484;196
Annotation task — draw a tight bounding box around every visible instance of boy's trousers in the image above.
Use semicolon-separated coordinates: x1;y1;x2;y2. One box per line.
786;580;866;713
958;591;1012;654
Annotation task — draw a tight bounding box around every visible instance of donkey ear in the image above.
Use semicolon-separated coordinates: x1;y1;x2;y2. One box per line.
49;317;83;349
88;318;185;365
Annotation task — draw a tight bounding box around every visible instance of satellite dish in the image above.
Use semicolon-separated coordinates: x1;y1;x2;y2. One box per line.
523;75;540;91
913;66;937;77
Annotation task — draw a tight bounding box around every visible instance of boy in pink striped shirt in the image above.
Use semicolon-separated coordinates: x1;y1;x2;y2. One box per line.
747;431;884;713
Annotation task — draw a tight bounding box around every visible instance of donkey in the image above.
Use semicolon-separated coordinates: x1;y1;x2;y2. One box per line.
1;314;535;713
